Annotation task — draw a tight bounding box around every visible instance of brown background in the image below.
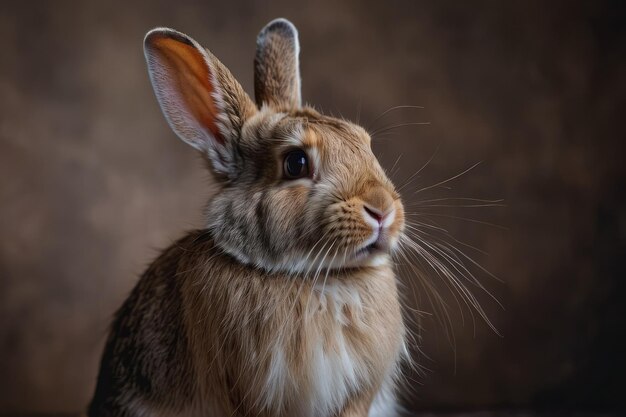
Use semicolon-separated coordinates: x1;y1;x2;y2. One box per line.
0;0;624;414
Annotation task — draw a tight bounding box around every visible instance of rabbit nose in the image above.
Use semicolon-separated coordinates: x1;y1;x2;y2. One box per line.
364;205;384;223
363;204;396;227
361;187;395;227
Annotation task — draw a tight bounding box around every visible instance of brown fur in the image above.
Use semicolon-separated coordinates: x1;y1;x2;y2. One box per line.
254;19;301;110
89;18;406;417
181;234;403;416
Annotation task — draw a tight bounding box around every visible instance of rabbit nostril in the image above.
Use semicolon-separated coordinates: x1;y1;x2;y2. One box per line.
363;205;383;223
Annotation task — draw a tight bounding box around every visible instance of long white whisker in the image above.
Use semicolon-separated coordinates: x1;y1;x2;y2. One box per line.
405;221;488;256
404;232;501;335
411;197;505;204
407;212;508;230
412;161;482;195
366;104;425;132
397;238;458;347
397;145;440;193
402;235;472;329
371;121;431;137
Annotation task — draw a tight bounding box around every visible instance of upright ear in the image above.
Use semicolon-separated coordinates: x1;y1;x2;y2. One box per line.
144;28;257;176
254;18;301;110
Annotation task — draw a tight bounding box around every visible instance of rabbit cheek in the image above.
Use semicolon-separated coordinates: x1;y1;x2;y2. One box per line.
385;200;406;251
260;186;310;261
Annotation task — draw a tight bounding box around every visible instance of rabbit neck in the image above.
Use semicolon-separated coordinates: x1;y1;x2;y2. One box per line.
180;233;405;417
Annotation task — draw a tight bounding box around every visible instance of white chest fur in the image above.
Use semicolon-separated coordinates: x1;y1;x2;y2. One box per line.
307;282;365;415
260;281;399;417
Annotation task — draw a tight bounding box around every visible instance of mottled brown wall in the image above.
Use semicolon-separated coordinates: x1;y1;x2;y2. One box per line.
0;0;624;413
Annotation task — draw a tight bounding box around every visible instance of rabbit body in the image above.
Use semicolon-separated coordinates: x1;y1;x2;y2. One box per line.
89;18;407;417
89;232;404;417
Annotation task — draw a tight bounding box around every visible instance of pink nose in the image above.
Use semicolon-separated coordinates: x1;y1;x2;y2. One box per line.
364;205;383;223
361;186;395;227
363;204;394;226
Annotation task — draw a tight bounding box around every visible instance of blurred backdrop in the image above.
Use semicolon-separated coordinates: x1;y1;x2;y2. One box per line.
0;0;624;414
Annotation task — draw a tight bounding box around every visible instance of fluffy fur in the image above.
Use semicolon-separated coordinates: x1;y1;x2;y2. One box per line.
89;18;407;417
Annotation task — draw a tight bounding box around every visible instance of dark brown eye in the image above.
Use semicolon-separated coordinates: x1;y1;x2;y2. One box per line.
283;149;309;179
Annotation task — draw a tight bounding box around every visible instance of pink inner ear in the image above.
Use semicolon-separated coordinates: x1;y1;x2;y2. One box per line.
150;35;224;145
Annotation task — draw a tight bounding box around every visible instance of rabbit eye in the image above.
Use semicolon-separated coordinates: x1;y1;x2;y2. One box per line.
283;149;310;179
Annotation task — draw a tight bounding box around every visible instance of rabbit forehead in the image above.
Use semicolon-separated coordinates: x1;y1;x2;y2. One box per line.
245;106;368;145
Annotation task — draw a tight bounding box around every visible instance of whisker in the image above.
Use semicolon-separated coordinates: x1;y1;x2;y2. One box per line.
397;239;459;346
365;104;425;132
408;212;508;230
388;154;403;179
411;197;505;204
397;145;440;193
304;239;337;321
402;235;474;327
412;161;483;195
409;203;506;208
403;232;501;335
406;221;488;256
371;121;431;137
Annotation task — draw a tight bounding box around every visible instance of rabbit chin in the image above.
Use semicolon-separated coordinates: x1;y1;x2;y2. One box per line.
285;240;399;274
219;234;400;275
342;241;398;269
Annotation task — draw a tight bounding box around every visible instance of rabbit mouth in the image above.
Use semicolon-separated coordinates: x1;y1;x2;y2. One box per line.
352;240;388;261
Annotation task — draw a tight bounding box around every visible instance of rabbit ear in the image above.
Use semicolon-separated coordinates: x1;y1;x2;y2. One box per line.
144;28;257;176
254;18;301;110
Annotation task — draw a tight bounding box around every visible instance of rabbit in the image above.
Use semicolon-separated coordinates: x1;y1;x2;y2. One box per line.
88;18;407;417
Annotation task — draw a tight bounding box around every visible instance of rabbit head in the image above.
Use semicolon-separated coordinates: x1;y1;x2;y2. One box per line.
144;19;405;273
